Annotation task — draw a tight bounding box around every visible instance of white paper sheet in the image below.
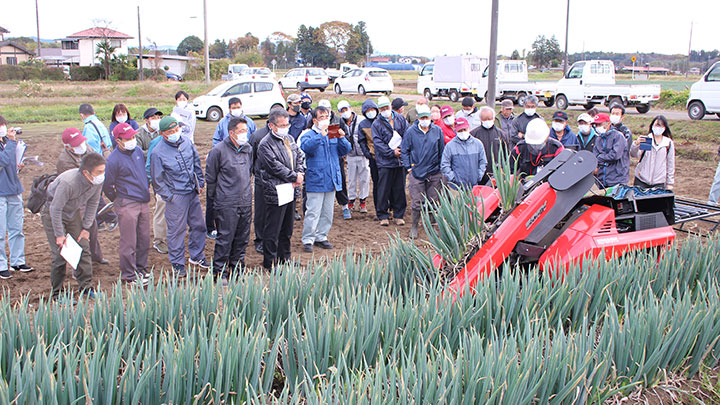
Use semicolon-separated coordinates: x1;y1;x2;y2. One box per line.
275;183;295;206
388;131;402;150
60;234;83;270
15;140;26;172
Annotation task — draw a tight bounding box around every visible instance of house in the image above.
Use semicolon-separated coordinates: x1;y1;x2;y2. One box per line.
0;40;34;65
0;26;8;41
59;27;133;66
131;52;217;77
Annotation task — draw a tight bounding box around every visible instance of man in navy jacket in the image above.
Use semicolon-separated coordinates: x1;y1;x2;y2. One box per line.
372;96;408;226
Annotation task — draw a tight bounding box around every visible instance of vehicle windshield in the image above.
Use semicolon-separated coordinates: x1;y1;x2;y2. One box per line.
308;68;326;76
207;83;230;96
368;71;389;77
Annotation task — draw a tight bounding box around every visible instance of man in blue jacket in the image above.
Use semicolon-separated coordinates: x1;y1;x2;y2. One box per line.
286;94;307;141
401;105;445;239
372;96;409;226
357;99;381;216
592;113;629;188
103;123;151;286
150;116;208;277
300;106;352;252
441;117;488;190
549;111;579;149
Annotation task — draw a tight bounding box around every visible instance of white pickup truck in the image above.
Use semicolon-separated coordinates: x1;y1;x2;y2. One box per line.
326;63;359;81
221;64;249;81
473;60;555;107
417;55;488;102
687;61;720;120
555;60;660;113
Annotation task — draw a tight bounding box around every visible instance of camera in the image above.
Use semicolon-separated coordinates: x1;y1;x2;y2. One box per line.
13;128;22;135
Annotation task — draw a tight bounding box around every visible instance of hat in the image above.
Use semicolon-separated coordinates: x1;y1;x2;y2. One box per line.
461;97;474;108
159;116;179;132
318;99;331;109
440;105;454;118
112;123;138;140
300;92;312;102
577;113;593;123
593;113;610;124
61;127;86;147
524;118;550;145
416;104;431;118
552;111;568;121
337;100;351;111
391;97;408;110
455;117;470;131
287;94;301;103
501;99;514;108
143;107;163;119
377;96;390;108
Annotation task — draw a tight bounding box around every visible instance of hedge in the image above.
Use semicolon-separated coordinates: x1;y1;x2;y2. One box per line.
0;65;65;81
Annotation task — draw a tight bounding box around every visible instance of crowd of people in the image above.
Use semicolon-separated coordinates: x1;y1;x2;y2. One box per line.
0;89;682;299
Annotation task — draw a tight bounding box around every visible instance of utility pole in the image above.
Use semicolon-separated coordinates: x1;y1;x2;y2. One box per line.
35;0;41;57
137;6;143;80
487;0;499;108
365;41;370;67
686;21;693;78
563;0;570;74
203;0;210;84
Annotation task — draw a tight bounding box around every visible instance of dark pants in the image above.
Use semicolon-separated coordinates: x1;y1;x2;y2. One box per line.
96;195;117;226
253;182;266;249
263;198;295;270
335;157;349;206
116;199;150;281
42;209;93;298
369;157;380;208
376;167;407;220
88;220;104;262
165;193;207;267
408;172;443;212
214;205;251;275
205;189;216;233
634;177;665;190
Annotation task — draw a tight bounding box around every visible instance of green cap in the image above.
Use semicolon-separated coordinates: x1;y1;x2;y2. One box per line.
159;116;178;132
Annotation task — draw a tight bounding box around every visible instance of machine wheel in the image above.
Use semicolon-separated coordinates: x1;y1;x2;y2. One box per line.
358;85;366;95
207;107;222;122
635;104;650;114
334;84;342;94
516;92;527;107
555;94;568;110
424;88;433;101
543;97;555;107
688;101;705;120
449;89;459;102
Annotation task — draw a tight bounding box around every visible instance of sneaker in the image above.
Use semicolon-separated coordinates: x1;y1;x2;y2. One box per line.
207;230;217;240
314;240;333;250
11;264;34;272
153;241;168;254
0;270;11;279
172;264;187;278
343;207;352;220
96;223;107;231
255;244;264;254
106;220;118;232
97;202;114;217
189;257;211;269
348;200;355;211
82;289;100;300
294;212;302;221
359;200;368;213
124;278;148;286
395;218;405;226
303;243;314;253
137;271;151;281
93;258;109;265
380;219;389;226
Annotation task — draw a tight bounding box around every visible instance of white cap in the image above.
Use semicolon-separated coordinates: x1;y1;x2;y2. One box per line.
416;104;431;118
318;99;331;109
377;96;390;108
577;113;593;123
337;100;351;111
525;118;550;145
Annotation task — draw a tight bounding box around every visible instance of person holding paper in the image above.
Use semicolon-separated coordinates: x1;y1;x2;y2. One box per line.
257;108;305;270
172;91;197;144
42;153;105;300
0;116;33;280
149;116;209;277
371;96;408;227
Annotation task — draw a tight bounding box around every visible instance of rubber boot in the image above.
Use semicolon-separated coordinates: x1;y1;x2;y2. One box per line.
409;210;421;239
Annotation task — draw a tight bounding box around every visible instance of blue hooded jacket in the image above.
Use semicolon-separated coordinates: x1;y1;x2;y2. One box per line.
301;127;352;193
371;110;408;169
0;139;23;196
441;135;488;189
401;122;444;180
593;128;629;187
550;125;579;148
149;136;205;201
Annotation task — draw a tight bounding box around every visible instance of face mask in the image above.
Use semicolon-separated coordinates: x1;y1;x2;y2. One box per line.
177;101;188;109
578;124;591;134
341;110;352;120
150;119;160;132
88;172;105;185
443;116;455;126
167;131;181;143
652;126;665;136
529;142;545;153
381;110;392;119
525;108;536;116
610;115;621;125
291;105;301;113
276;126;290;137
230;108;243;117
481;120;494;129
431;112;441;121
233;131;248;145
301;101;312;110
552;122;565;132
463;109;473;115
0;126;6;138
366;110;377;120
122;138;137;150
595;126;607;135
457;131;470;141
418;119;431;128
318;119;330;130
73;142;87;155
116;115;128;123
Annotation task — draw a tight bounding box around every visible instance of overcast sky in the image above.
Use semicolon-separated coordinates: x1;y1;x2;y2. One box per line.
7;0;719;58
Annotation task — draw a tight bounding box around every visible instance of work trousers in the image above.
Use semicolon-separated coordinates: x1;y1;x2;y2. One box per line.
164;193;207;267
153;192;167;244
115;199;150;281
263;198;295;270
302;191;335;245
335;157;349;206
42;209;92;298
253;182;266;249
214;204;251;275
376;167;407;220
347;156;370;201
0;194;25;270
408;172;443;212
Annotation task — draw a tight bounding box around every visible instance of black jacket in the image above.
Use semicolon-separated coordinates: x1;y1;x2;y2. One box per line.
257;131;305;205
512;138;565;177
205;137;253;208
510;112;542;145
249;124;270;175
470;124;509;175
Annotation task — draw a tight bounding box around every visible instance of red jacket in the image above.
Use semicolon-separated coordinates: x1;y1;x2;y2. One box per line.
436;120;456;144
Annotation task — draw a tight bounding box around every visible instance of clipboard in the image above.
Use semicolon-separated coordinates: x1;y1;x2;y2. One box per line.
327;124;342;139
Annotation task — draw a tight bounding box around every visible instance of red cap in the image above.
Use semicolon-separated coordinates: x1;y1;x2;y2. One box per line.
440;105;454;118
455;117;470;131
112;122;138;140
61;127;86;147
593;113;610;124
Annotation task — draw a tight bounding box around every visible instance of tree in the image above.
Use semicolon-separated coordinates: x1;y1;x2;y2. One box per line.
228;33;259;57
296;25;335;67
345;21;373;65
177;35;204;56
319;21;353;58
209;39;228;59
529;35;561;68
510;49;521;60
96;40;117;79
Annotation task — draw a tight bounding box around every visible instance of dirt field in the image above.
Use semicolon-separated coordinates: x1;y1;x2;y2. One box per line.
2;116;718;307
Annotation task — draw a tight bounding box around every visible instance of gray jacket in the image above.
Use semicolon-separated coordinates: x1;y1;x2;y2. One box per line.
206;136;253;208
46;169;102;237
510;112;540;145
630;136;675;187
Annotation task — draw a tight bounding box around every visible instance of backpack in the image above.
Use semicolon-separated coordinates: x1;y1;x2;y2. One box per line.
27;173;58;214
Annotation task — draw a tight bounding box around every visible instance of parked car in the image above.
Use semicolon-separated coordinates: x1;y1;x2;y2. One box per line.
166;72;183;81
687;61;720;120
333;68;393;95
240;67;275;79
192;78;286;121
222;63;249;81
417;55;487;102
278;68;329;91
326;63;359;81
473;60;554;107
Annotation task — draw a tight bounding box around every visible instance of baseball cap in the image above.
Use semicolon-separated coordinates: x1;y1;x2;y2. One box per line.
461;97;474;108
391;97;408;110
577;113;593;123
593;113;610;124
61;127;86;147
143;107;163;120
501;99;514;108
337;100;351;111
455;117;470;131
416;104;431;118
377;96;390;108
159;116;179;132
318;100;332;109
440;105;454;118
112;123;138;140
287;94;301;104
300;92;312;102
552;111;568;121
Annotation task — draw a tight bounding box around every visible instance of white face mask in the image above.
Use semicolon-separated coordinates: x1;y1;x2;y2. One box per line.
529;142;546;153
233;131;248;145
149;119;161;132
381;109;392;119
481;120;494;129
122;138;137;150
525;108;536;116
463;109;473;116
73;142;87;155
0;126;6;138
443;116;455;126
595;126;607;135
275;126;290;137
610;114;621;125
652;126;665;136
578;124;591;134
116;115;128;123
230;108;243;117
552;122;565;132
341;110;352;120
89;172;105;185
317;119;330;130
366;110;377;120
177;101;188;109
418;119;431;128
457;130;470;141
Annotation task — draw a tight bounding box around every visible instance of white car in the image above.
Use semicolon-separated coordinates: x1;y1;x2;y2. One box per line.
687;61;720;120
278;67;329;92
239;67;275;80
333;68;393;95
192;78;286;121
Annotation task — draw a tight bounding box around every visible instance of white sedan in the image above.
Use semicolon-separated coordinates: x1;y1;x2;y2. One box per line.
192;78;286;121
333;68;393;95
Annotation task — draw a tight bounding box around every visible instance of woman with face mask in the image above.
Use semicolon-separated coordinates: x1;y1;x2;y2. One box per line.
630;115;675;190
172;90;197;144
437;105;457;144
109;104;139;136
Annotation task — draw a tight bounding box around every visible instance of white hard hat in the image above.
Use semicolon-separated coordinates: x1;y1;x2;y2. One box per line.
318;99;331;109
577;113;593;123
525;118;550;145
337;100;351;111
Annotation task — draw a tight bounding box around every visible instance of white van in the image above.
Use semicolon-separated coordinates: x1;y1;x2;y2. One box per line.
474;60;555;106
687;61;720;120
417;55;487;102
